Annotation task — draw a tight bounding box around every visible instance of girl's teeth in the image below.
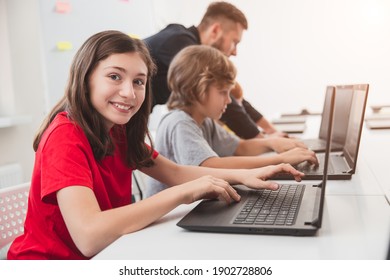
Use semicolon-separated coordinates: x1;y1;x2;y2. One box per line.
114;103;130;110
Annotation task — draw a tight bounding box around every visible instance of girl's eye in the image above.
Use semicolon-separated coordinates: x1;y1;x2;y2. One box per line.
109;74;121;81
134;79;145;86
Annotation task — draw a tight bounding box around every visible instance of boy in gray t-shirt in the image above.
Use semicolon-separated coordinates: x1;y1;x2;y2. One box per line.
147;110;240;196
146;45;317;197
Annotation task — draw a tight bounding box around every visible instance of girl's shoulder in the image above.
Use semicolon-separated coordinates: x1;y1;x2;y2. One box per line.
39;112;88;150
46;112;82;135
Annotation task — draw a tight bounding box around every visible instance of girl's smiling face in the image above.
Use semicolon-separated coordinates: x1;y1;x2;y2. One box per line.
89;52;148;130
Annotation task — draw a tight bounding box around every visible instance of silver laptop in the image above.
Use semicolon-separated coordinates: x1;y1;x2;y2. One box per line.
273;123;306;134
272;116;307;124
176;87;335;237
273;84;369;180
302;85;354;152
365;113;390;121
365;119;390;130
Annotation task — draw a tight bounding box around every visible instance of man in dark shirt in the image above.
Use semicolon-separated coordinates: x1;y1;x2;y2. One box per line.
220;82;287;139
144;1;285;139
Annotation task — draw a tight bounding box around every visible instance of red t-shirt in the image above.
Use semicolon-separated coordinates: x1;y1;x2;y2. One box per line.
8;112;157;259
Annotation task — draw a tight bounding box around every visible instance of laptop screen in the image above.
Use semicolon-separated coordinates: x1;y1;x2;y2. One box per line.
319;86;353;145
343;84;369;170
311;86;334;227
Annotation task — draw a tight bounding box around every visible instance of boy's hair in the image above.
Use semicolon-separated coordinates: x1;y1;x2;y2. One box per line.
198;1;248;32
167;45;236;110
33;30;156;168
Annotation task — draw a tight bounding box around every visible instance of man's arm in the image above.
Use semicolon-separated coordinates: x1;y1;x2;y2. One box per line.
220;96;262;139
242;99;288;137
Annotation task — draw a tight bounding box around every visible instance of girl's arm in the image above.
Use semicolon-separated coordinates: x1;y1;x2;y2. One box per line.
57;155;303;258
57;172;239;258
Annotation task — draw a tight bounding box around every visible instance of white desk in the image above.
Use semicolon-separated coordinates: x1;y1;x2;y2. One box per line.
94;195;390;260
360;127;390;203
93;116;390;260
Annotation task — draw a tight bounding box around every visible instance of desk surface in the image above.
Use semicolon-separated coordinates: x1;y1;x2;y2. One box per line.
94;195;390;260
360;127;390;203
94;116;390;260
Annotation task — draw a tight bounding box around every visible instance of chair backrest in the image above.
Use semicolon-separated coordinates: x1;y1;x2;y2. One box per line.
132;170;147;202
0;182;30;251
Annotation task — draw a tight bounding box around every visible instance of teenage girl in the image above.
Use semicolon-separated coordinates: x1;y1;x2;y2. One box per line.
8;31;303;259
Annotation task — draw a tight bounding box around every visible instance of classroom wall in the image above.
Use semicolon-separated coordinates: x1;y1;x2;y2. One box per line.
39;0;156;108
1;0;390;182
0;0;46;182
151;0;390;117
31;0;390;116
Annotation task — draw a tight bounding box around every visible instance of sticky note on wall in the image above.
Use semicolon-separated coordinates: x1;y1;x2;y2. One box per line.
127;33;140;39
55;0;72;14
56;41;73;51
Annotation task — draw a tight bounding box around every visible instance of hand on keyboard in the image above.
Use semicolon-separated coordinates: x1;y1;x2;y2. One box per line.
241;163;305;191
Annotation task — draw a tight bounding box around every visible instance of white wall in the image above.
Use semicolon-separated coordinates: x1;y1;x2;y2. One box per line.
0;0;15;115
149;0;390;117
0;0;46;181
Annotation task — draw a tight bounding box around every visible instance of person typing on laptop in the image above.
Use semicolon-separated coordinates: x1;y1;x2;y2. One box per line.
7;31;304;260
146;45;318;197
219;82;288;138
144;1;286;140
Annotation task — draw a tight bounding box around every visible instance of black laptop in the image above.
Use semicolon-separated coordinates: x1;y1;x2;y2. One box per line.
387;235;390;260
274;84;369;180
302;85;354;152
176;87;336;237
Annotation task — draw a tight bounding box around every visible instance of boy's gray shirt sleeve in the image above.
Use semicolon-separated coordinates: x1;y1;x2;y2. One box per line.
165;112;240;166
170;119;218;166
201;118;240;157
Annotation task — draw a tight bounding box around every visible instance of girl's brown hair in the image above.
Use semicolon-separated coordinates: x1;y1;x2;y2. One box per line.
33;30;156;168
167;45;236;110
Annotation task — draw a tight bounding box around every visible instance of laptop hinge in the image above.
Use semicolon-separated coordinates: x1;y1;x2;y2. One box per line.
310;218;320;227
305;182;323;227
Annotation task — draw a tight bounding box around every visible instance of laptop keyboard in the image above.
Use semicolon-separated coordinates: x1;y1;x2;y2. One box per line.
233;184;305;226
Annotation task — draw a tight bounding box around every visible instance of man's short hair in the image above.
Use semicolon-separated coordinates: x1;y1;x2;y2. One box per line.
198;1;248;31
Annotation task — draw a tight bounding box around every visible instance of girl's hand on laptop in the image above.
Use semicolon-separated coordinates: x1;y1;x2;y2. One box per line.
176;175;241;205
241;163;305;191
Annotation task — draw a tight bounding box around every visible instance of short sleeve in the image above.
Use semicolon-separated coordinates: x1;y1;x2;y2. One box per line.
242;99;263;122
40;124;93;204
204;120;240;157
171;121;218;166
